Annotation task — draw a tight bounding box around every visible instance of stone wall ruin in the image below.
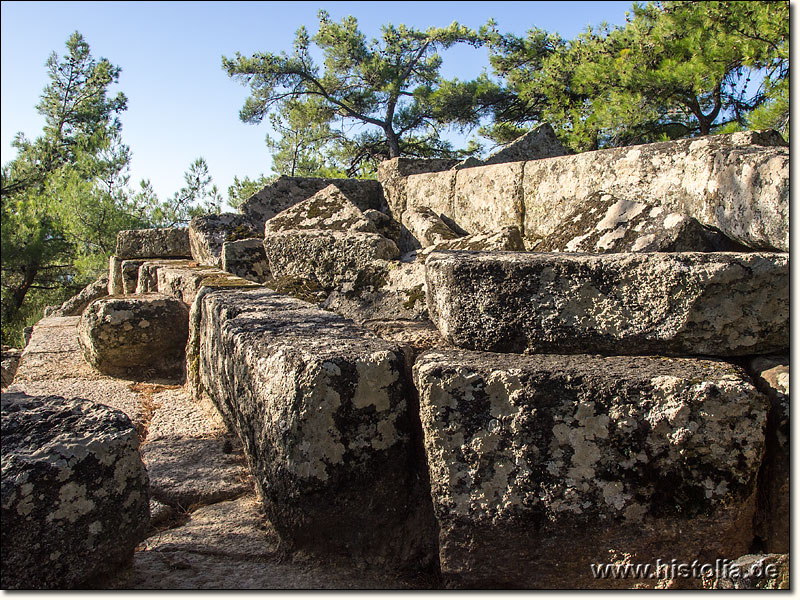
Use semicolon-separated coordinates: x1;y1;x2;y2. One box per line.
1;129;789;589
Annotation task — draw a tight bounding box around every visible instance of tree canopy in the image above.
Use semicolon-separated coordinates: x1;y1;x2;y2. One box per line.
223;10;487;175
484;1;789;151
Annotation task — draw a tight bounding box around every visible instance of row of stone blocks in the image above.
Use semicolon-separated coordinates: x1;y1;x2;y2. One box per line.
89;237;790;586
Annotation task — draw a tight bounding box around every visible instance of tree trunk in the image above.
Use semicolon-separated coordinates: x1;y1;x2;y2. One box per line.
385;127;401;158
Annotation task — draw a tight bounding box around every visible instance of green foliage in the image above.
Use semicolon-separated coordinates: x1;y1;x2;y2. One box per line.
265;98;341;177
227;173;275;209
1;32;141;346
223;11;488;175
486;1;789;152
132;157;223;227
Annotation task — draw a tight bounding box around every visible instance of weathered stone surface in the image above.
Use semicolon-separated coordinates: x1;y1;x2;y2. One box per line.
363;208;418;253
44;274;110;317
142;495;278;558
240;176;386;225
425;251;788;357
109;547;417;589
197;288;437;567
116;228;191;259
1;346;22;390
453;124;568;170
135;260;202;295
453;162;524;234
377;157;460;218
189;213;259;267
709;554;789;589
140;384;251;508
221;238;270;283
11;317;106;383
417;226;525;256
266;184;377;234
747;356;789;554
121;260;147;294
264;229;400;291
142;435;251;509
522;131;789;251
1;392;149;589
530;192;748;253
404;170;456;229
402;206;461;247
413;350;767;588
135;260;260;304
79;295;190;379
321;258;429;323
320;228;525;325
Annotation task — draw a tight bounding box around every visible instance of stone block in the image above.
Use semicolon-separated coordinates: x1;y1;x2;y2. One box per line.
402;206;461;247
530;192;747;253
264;229;399;291
413;350;767;588
266;183;377;234
453;123;568;170
1;392;149;589
377;157;460;218
197;288;437;566
404;170;456;228
425;251;788;357
221;238;270;283
522;131;789;251
116;228;191;259
78;295;190;379
240;176;385;226
189;213;259;267
453;162;524;234
109;256;124;295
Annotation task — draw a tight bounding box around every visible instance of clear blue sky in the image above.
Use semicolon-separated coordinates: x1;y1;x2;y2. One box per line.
1;1;634;208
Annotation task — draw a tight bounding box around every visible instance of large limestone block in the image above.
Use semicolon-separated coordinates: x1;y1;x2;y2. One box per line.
189;213;259;267
404;170;456;228
377;157;460;218
221;238;270;283
265;184;377;234
453;161;524;234
116;228;191;259
240;176;385;225
522;131;789;251
1;392;149;589
264;229;400;291
530;192;747;253
425;251;788;357
45;274;109;317
413;350;767;588
78;295;190;379
197;288;437;566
